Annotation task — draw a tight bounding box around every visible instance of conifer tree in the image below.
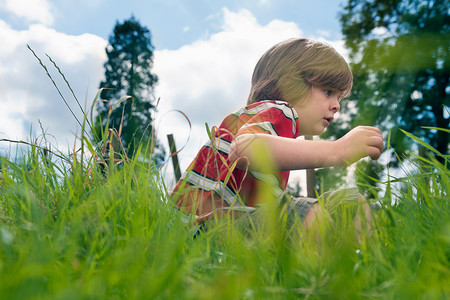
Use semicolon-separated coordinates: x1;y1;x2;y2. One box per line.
95;16;163;162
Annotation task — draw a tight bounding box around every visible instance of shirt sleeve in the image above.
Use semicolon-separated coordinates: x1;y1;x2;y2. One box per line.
236;101;300;139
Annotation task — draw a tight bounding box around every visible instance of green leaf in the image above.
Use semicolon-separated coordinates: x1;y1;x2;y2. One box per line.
399;129;442;156
421;126;450;133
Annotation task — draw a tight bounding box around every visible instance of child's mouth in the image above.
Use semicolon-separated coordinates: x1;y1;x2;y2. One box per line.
323;117;334;126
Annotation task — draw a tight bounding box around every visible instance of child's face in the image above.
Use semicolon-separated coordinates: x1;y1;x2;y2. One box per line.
294;85;343;136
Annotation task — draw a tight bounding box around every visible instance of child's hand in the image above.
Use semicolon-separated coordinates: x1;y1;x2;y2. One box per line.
336;126;384;165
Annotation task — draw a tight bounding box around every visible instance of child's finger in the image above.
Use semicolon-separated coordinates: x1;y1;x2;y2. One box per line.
361;126;381;133
369;147;382;160
368;135;384;152
365;132;384;160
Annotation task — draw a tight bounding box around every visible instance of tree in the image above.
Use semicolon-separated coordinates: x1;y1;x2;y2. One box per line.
336;0;449;164
95;16;163;161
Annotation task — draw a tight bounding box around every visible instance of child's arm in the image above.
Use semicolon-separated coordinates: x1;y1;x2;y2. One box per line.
229;126;384;171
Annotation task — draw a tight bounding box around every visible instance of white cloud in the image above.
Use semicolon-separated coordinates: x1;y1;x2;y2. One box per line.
0;0;55;25
0;20;107;151
316;29;331;38
154;8;302;118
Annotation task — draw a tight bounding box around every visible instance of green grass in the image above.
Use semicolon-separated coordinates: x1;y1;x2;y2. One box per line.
0;50;448;299
0;130;449;299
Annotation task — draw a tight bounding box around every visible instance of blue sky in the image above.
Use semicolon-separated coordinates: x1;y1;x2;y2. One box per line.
0;0;350;189
0;0;346;49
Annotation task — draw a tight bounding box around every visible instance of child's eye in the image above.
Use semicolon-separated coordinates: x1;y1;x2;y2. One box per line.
325;90;333;96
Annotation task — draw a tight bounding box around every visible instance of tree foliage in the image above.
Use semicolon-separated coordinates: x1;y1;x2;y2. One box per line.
95;16;163;161
335;0;449;163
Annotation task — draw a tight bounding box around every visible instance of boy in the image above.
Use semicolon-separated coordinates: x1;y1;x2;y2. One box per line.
171;38;384;229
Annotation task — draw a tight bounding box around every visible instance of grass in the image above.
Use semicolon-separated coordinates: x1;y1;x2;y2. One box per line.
0;50;448;299
1;128;449;300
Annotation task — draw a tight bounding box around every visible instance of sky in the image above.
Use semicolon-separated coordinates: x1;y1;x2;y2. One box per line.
0;0;350;191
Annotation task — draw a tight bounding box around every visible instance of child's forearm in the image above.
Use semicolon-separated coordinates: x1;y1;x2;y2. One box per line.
229;126;384;171
229;134;340;171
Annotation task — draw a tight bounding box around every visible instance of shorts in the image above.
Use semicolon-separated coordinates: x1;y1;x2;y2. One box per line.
283;196;318;221
192;188;361;238
235;188;361;232
192;196;318;238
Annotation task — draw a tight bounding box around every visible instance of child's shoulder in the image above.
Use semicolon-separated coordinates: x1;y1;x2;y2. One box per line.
242;100;298;118
245;100;293;110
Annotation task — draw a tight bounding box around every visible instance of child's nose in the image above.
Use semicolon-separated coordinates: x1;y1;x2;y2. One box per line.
331;100;340;112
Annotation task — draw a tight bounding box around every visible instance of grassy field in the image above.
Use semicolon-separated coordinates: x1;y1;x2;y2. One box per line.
1;52;449;299
0;127;448;299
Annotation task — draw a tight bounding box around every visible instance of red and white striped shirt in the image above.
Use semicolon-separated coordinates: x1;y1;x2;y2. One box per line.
171;100;300;221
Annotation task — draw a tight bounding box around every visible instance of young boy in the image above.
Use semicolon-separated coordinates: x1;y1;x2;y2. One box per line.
171;38;384;229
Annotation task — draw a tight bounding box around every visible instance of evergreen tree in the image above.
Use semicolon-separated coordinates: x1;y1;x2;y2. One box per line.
95;16;163;161
335;0;449;164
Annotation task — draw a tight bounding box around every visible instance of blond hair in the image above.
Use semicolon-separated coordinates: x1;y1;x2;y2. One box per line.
247;38;353;105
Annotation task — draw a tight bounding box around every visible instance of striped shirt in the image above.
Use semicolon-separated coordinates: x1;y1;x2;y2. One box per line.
171;100;300;221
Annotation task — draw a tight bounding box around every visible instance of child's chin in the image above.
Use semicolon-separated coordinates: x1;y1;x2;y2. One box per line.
315;128;326;135
301;127;325;136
